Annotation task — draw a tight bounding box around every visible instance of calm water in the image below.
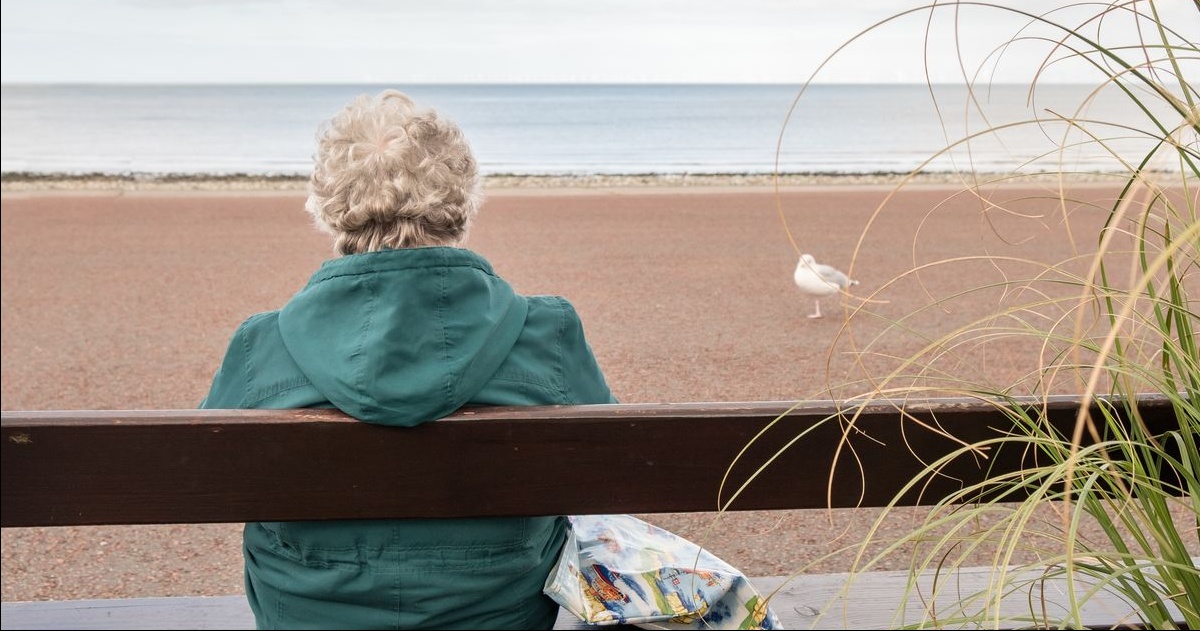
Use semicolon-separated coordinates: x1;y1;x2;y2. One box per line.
0;83;1169;176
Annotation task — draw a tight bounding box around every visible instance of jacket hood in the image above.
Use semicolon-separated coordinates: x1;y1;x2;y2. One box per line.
276;247;528;425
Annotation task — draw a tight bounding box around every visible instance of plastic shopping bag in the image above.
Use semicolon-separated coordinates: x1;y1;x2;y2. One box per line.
543;514;782;629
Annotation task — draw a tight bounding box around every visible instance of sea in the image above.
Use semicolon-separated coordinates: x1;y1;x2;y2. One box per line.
0;83;1174;177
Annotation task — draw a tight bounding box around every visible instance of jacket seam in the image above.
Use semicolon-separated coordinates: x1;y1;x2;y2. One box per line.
350;272;376;418
554;297;570;404
490;369;557;390
237;324;255;407
309;251;495;285
438;262;454;404
246;377;315;408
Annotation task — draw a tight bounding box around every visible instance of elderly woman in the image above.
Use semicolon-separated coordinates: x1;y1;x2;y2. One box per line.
201;90;615;630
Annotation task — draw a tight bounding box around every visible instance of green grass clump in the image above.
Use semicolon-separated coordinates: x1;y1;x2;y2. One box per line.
764;1;1198;628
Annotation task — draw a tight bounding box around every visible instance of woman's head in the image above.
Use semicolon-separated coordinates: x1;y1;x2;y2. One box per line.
306;90;482;255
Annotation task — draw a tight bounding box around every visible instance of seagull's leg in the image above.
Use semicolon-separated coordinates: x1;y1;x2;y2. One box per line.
808;300;823;319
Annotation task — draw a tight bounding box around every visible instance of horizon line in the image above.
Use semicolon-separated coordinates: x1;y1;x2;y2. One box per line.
2;80;1098;88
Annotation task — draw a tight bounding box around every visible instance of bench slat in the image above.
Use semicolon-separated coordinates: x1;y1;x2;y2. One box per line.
2;565;1187;630
1;395;1180;527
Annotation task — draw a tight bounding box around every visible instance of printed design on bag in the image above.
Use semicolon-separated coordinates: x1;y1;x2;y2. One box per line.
544;514;783;629
649;567;711;623
582;564;633;604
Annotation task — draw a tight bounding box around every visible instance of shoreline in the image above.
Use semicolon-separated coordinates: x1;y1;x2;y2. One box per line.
0;170;1150;193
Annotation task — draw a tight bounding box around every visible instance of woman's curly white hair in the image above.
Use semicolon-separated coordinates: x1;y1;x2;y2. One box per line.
305;90;483;255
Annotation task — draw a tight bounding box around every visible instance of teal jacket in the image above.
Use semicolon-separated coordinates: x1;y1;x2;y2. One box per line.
200;247;615;630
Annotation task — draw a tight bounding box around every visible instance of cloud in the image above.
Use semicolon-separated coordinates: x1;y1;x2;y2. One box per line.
4;1;1195;84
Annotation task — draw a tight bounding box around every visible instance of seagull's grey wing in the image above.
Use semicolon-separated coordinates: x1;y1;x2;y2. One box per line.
814;263;851;289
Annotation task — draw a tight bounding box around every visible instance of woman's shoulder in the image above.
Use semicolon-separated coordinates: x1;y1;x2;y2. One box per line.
522;293;578;315
493;294;613;405
521;294;589;338
232;309;283;339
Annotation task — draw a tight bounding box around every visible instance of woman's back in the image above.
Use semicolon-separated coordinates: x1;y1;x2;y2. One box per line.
200;92;614;630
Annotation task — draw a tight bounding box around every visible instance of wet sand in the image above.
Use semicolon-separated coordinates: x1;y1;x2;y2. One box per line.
3;179;1194;601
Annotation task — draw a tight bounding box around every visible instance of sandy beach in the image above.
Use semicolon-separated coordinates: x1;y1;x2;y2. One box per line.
3;176;1195;602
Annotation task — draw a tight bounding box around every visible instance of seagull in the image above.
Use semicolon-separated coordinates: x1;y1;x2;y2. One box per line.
793;253;858;318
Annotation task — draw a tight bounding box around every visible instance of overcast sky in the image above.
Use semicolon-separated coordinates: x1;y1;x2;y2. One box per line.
2;1;1196;84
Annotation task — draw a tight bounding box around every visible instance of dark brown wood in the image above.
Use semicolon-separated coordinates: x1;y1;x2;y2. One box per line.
1;395;1181;527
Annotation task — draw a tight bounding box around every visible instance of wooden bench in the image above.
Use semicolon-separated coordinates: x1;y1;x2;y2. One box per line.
1;395;1189;629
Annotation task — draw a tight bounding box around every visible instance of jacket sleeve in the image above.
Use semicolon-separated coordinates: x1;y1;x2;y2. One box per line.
198;320;252;409
557;298;619;405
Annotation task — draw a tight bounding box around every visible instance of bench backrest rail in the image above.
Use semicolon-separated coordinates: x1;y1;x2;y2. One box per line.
1;394;1182;527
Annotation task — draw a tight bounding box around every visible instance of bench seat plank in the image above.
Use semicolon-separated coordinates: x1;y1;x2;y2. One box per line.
2;566;1186;630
